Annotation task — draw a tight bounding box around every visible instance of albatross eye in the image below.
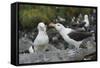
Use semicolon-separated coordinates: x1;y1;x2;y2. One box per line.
57;24;60;26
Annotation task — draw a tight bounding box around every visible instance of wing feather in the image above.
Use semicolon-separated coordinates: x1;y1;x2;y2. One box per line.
68;31;92;41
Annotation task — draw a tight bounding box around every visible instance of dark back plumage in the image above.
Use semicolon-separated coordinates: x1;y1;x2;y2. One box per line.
68;31;92;41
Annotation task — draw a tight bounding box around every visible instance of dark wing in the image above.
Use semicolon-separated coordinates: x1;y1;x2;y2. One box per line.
71;21;86;27
31;32;38;42
27;29;38;43
68;31;92;41
78;21;86;27
75;28;86;32
71;23;79;27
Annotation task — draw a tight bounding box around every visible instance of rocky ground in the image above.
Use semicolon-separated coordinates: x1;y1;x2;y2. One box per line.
19;35;96;64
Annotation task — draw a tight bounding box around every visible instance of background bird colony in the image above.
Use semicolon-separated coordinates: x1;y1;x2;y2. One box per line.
18;4;97;64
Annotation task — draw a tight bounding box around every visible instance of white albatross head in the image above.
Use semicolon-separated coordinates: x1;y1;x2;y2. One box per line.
84;14;89;27
84;14;89;20
37;22;47;31
49;23;65;31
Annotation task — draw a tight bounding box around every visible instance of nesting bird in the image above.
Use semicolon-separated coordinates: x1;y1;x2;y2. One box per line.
29;22;49;53
71;16;76;24
49;23;92;49
84;14;90;28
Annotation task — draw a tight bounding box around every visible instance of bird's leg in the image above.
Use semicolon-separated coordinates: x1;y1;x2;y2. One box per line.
34;47;38;55
43;44;51;61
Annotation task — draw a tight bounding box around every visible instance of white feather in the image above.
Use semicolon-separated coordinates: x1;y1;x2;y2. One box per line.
53;23;82;48
29;22;49;53
84;15;89;27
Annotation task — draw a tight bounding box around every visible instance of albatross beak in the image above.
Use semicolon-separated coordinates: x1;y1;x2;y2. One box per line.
49;23;56;27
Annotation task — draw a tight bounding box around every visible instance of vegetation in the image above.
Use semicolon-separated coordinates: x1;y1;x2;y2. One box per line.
19;4;94;31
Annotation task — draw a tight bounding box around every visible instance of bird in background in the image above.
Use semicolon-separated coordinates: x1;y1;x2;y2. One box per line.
84;14;90;28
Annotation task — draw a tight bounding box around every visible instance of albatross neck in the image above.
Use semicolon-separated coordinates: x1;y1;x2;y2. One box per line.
58;27;66;34
38;30;47;35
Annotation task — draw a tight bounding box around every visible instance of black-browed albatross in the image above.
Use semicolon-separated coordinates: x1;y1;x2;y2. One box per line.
29;22;49;53
49;23;92;49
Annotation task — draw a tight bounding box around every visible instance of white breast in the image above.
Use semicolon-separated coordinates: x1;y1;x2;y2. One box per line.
59;28;82;48
64;35;82;48
84;20;89;27
32;32;49;52
33;32;49;46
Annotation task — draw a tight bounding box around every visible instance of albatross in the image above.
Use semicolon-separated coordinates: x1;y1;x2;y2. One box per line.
29;22;49;53
70;14;90;31
84;14;89;27
49;23;92;49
